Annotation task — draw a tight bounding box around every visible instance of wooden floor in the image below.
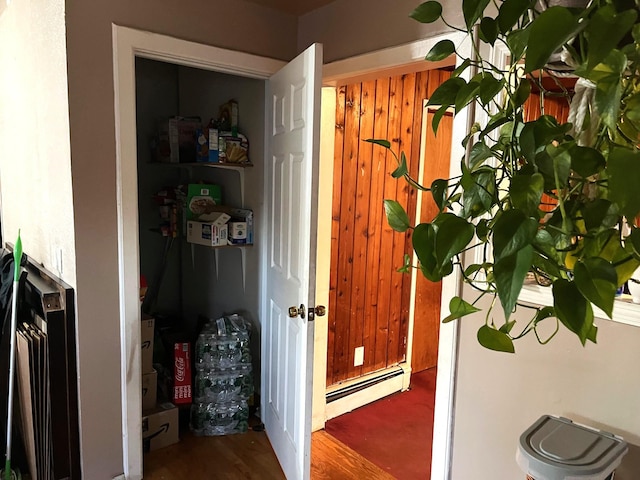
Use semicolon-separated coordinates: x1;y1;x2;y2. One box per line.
144;429;395;479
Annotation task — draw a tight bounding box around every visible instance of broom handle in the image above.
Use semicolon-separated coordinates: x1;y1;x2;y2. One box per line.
4;277;19;480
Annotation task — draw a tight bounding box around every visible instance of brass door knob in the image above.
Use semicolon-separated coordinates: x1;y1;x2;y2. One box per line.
313;305;326;317
288;304;306;319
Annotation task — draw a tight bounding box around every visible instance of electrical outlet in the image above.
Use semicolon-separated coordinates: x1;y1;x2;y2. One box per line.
354;346;364;367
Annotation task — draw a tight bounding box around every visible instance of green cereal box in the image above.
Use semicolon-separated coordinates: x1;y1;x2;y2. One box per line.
186;184;223;221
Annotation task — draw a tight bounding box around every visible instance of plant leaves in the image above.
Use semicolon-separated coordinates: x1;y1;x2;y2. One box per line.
479;17;499;45
384;199;410;232
593;50;626;130
426;39;456;61
582;199;618;232
506;27;530;61
553;279;595;346
455;80;481;113
392;152;408;178
513;78;531;108
427;77;466;107
410;1;443;23
476;219;490;242
525;6;580;73
442;296;481;323
606;147;640;220
495;245;533;320
433;213;475;269
413;223;441;281
462;168;497;218
585;6;637;71
493;209;538;260
569;145;606;178
431;179;449;211
478;74;505;106
573;257;618;318
432;105;451;134
463;0;491;29
477;325;515;353
365;139;391;149
452;59;472;78
468;141;494;170
510;173;544;216
498;0;532;34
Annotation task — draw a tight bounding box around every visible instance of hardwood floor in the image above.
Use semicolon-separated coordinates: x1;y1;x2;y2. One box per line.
143;429;394;479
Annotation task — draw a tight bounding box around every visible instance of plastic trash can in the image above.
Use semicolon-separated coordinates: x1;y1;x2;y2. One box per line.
516;415;628;480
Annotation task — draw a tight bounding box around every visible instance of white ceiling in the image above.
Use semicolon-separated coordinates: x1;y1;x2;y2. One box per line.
245;0;336;15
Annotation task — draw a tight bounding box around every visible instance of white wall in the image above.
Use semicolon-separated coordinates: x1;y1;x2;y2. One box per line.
451;285;640;479
63;1;297;477
0;0;76;285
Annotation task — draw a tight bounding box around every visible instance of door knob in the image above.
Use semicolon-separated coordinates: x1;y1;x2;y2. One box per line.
288;304;326;321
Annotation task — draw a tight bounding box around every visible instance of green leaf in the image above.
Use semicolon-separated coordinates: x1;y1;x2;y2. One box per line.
410;1;443;23
519;115;572;164
606;148;640;220
413;223;440;281
495;245;533;319
432;105;451;134
463;0;491;29
452;59;472;78
513;78;531;108
525;6;580;73
506;27;530;61
433;213;475;268
478;74;505;106
499;320;517;334
553;279;595;345
573;258;618;318
468;141;493;170
455;80;481;113
577;49;627;131
365;139;391;149
627;228;640;259
392;152;408;178
582;199;618;232
476;219;490;243
431;179;448;211
585;6;637;71
498;0;532;34
462;168;497;218
397;253;412;274
427;77;466;108
479;17;499;45
442;296;481;323
477;325;515;353
569;145;605;178
533;306;556;325
384;199;410;232
493;209;538;260
510;173;544;216
426;39;456;61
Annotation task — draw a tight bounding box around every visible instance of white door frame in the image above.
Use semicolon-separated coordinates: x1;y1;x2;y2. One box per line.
112;24;285;478
320;31;473;480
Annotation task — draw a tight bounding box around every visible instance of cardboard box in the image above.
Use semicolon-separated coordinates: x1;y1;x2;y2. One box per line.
207;127;219;163
187;220;229;247
186;183;223;221
141;315;155;374
142;368;157;411
157;116;201;163
142;402;179;452
172;342;192;405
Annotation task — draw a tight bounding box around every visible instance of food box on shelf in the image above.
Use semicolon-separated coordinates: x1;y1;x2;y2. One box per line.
187;221;229;247
156;116;201;164
186;184;223;221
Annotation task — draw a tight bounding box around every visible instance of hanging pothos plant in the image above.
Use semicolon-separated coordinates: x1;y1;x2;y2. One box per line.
369;0;640;352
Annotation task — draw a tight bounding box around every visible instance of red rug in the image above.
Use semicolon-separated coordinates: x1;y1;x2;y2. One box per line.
325;368;437;479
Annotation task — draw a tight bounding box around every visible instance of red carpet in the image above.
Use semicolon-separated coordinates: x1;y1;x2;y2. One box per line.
325;368;437;479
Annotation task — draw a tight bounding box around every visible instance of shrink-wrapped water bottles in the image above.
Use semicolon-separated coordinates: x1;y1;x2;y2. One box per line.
191;314;253;436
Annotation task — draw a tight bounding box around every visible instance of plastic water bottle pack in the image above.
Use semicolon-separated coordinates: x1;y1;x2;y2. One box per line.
191;314;253;436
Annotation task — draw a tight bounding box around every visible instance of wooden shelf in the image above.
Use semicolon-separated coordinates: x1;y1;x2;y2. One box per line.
150;162;253;171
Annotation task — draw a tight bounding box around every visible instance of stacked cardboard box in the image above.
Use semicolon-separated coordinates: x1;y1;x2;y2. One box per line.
141;314;179;451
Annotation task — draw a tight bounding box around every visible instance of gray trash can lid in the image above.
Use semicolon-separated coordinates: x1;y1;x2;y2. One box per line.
516;415;628;480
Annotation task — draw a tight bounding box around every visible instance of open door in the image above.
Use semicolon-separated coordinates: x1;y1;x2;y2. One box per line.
262;43;323;480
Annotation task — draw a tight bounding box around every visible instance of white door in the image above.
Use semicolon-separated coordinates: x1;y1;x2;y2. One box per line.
262;43;322;480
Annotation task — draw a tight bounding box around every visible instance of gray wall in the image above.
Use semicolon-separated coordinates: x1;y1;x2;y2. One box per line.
64;1;296;476
451;285;640;479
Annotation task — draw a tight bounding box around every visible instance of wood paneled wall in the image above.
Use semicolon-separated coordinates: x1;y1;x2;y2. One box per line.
327;69;452;386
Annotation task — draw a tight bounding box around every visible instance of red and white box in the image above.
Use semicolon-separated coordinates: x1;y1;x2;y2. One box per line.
173;342;192;405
